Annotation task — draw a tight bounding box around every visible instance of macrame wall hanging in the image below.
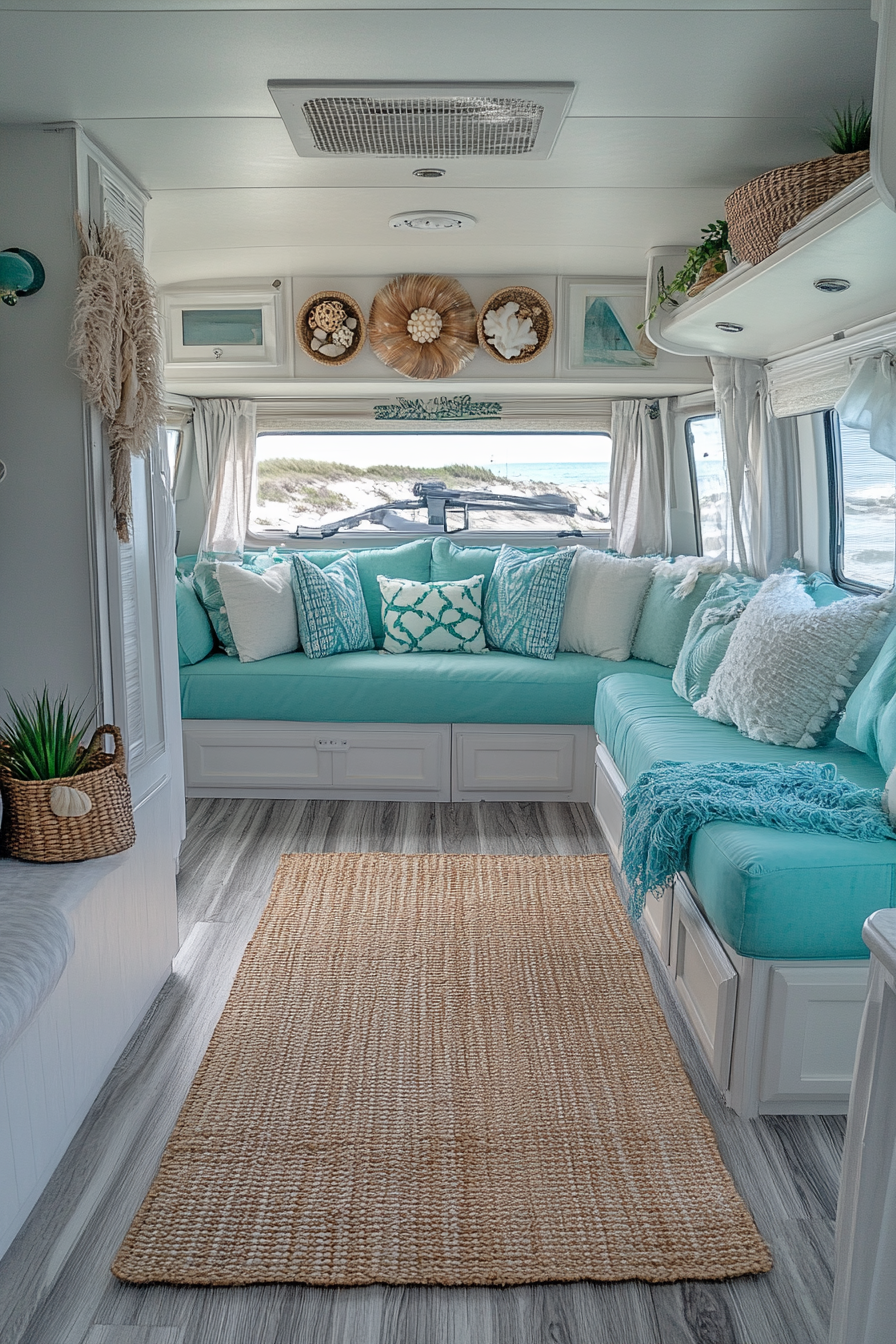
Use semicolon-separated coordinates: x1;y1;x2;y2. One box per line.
70;217;164;542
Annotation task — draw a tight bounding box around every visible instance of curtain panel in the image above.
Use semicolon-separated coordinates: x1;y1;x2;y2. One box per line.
711;358;801;577
192;398;257;558
608;399;673;556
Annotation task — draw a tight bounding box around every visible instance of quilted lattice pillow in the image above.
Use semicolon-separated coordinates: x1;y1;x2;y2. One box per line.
378;575;487;654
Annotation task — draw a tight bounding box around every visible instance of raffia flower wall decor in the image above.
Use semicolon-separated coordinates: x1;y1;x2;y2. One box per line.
368;274;477;380
70;218;164;542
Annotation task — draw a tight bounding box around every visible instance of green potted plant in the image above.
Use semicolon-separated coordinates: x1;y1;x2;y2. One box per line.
725;101;872;265
643;220;731;326
0;689;135;862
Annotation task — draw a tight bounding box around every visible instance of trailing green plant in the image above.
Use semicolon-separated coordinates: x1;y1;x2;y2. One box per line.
0;689;98;781
818;101;872;155
641;220;730;326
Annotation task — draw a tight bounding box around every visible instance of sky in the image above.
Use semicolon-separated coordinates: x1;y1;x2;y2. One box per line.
256;432;613;469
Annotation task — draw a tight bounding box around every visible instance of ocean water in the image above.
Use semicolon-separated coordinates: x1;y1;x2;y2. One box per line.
497;462;610;486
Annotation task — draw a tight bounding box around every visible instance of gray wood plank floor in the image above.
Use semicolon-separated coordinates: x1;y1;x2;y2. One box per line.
0;800;845;1344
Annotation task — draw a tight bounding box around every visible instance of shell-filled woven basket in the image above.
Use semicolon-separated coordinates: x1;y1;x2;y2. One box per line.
477;286;553;365
296;291;366;367
0;725;136;863
725;150;870;266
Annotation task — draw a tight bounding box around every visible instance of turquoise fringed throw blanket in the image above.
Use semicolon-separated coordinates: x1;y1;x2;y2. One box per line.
621;761;894;919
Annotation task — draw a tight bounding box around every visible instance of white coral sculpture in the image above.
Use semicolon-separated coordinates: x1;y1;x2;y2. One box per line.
407;307;443;344
332;325;355;348
483;302;539;360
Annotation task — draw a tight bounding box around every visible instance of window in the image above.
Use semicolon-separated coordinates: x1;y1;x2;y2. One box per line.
165;428;182;482
252;432;612;537
827;411;896;591
686;414;731;558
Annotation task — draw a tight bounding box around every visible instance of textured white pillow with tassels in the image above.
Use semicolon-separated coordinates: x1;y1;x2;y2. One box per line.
694;572;895;748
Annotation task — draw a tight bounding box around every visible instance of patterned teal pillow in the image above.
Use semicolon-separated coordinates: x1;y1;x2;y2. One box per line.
290;552;373;659
672;573;761;702
483;545;575;660
378;575;486;654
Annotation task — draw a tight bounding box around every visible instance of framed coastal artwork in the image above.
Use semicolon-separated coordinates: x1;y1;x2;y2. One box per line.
559;280;655;373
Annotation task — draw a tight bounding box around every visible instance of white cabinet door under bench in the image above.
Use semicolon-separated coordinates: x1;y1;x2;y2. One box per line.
182;720;451;800
452;724;595;802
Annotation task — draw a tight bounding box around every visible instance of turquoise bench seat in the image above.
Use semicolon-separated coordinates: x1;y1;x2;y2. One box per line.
180;649;673;726
594;674;896;961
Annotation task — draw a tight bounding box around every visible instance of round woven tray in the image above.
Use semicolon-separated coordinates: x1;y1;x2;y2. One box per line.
368;274;477;381
726;150;869;266
296;290;366;367
477;286;553;364
0;725;135;863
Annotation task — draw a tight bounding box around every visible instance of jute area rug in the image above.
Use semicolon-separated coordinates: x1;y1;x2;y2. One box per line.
113;852;771;1287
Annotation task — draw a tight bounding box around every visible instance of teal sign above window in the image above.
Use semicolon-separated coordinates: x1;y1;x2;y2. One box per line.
182;309;264;346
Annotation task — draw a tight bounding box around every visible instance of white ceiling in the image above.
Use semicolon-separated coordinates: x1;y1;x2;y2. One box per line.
0;0;878;287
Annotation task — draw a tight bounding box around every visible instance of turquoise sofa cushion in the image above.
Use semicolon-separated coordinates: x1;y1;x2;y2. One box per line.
594;674;894;959
289;539;433;646
430;536;556;593
181;649;673;727
837;623;896;771
290;552;373;659
175;575;214;667
631;569;722;668
483;545;574;660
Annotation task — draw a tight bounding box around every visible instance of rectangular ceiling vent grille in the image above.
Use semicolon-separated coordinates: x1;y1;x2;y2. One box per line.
268;82;575;160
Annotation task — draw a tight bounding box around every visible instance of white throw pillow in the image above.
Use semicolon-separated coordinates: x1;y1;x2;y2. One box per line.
215;561;299;663
379;574;486;653
694;571;894;748
558;549;656;661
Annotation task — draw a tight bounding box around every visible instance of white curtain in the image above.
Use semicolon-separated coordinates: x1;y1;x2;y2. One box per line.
608;398;673;556
711;358;801;576
192;398;257;558
835;354;896;460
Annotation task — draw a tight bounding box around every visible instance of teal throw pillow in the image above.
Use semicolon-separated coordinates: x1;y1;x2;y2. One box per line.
671;573;761;702
379;575;486;654
290;539;433;646
631;560;730;668
483;545;575;660
174;574;214;667
836;621;896;769
430;536;556;595
290;552;374;660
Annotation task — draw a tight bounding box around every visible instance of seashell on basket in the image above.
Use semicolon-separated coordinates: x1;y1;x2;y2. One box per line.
477;286;553;364
368;275;477;381
296;291;366;367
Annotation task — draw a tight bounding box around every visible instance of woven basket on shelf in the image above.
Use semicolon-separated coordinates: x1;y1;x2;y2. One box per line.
295;290;366;367
0;725;136;863
477;286;553;364
725;150;870;265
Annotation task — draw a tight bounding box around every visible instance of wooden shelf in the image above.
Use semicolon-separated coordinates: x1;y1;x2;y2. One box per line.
646;175;896;361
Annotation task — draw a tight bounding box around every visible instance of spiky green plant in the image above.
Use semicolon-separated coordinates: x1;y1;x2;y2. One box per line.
0;689;98;781
819;102;872;155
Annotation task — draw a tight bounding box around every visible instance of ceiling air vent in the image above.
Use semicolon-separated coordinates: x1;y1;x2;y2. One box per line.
268;82;575;160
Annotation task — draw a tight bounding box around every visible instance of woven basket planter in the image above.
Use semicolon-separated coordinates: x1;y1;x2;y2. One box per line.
477;286;553;364
0;725;136;863
726;150;870;265
296;291;366;367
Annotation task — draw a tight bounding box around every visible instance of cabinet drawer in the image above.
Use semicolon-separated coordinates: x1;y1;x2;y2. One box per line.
760;965;868;1105
670;877;738;1090
593;741;626;864
452;725;594;801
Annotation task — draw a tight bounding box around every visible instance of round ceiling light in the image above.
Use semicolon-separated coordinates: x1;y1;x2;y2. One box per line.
715;321;744;333
814;278;851;293
389;211;476;231
412;168;446;178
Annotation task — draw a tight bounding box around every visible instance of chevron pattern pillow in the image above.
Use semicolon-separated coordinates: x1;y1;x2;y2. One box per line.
483;545;575;660
379;575;486;654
